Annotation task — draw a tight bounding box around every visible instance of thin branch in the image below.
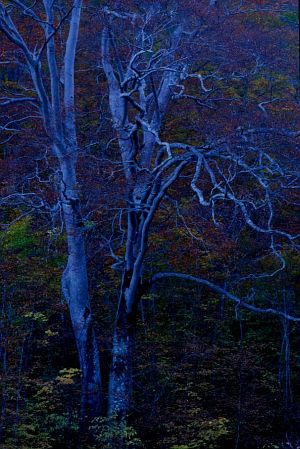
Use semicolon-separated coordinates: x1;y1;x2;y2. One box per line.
0;97;37;106
151;272;300;322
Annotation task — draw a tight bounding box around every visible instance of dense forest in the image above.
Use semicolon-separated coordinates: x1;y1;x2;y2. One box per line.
0;0;299;448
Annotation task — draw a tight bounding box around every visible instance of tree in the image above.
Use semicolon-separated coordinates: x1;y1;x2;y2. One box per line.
101;0;299;419
0;0;102;417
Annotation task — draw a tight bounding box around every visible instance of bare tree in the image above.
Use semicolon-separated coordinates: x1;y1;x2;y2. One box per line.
101;3;300;419
0;0;102;417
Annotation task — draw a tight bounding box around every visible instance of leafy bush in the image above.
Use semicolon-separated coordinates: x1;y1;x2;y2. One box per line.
90;415;144;449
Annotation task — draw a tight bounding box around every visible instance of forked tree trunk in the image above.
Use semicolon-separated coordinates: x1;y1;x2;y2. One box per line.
101;14;186;421
62;244;102;418
61;160;102;418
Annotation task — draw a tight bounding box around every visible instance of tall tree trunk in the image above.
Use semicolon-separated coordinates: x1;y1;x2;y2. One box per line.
0;0;102;420
108;272;138;418
61;159;102;418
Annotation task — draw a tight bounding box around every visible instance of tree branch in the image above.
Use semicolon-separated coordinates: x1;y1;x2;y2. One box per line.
151;272;300;322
